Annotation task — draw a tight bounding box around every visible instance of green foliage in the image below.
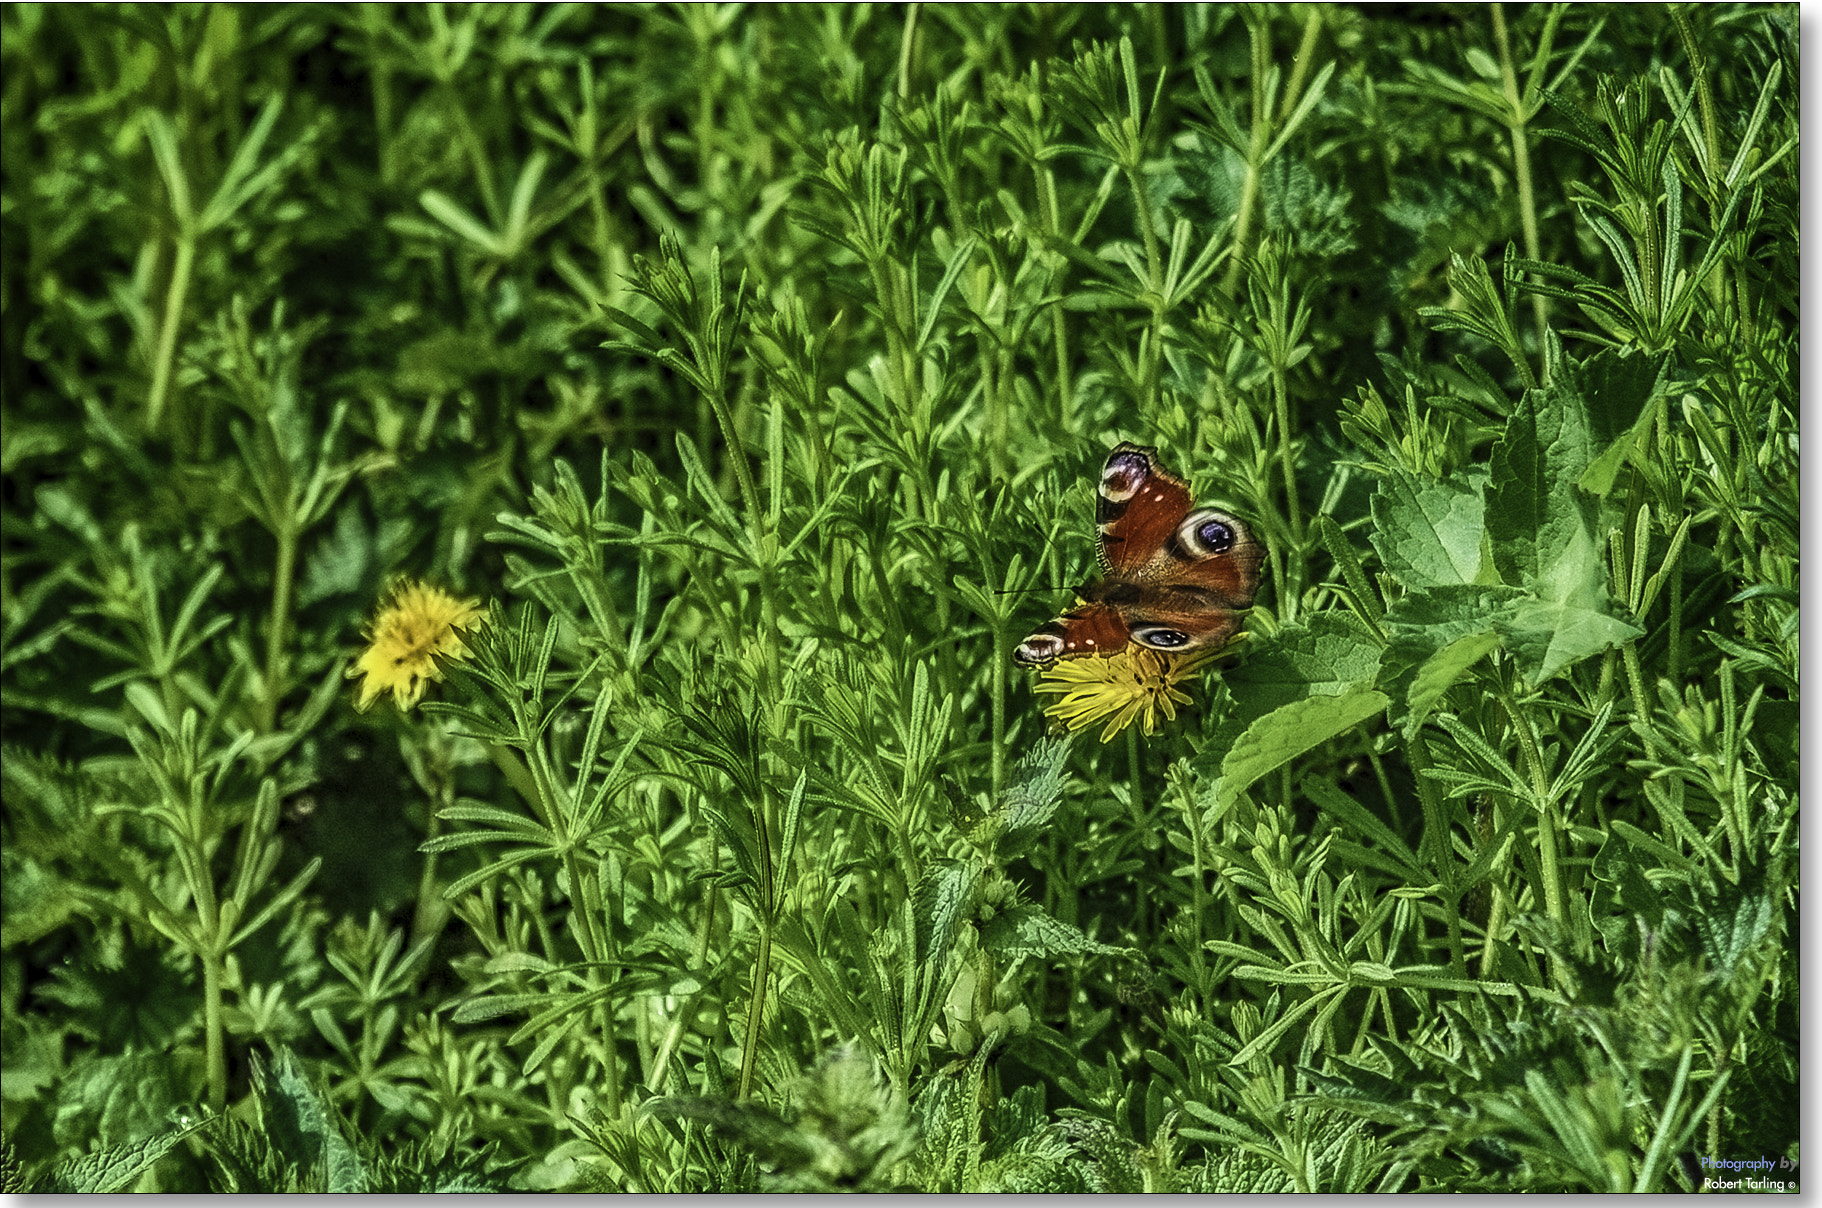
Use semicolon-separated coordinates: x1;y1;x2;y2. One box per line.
4;2;1796;1193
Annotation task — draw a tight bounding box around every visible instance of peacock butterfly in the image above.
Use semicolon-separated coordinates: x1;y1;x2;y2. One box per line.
1013;442;1264;666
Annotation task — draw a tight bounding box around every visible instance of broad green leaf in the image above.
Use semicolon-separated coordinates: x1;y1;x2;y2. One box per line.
999;736;1069;858
44;1113;212;1193
912;860;978;968
1217;612;1384;718
256;1046;366;1194
1576;347;1667;495
1694;862;1777;981
980;905;1135;960
1377;584;1521;727
1486;370;1601;602
1203;686;1390;822
1401;630;1505;733
1369;467;1490;588
1496;595;1642;684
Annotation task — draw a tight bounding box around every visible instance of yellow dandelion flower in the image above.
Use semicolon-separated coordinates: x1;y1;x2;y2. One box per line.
345;578;488;712
1030;643;1237;743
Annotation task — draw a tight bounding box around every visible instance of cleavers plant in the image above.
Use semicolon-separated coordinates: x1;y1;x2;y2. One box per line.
3;3;1796;1193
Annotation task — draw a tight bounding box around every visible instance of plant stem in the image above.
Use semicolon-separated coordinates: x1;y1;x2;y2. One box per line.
990;622;1007;801
1502;690;1565;933
148;234;196;440
1491;4;1548;352
257;518;298;734
1279;8;1322;124
737;924;773;1099
897;4;919;99
1222;11;1273;298
1125;724;1144;829
1271;358;1302;555
201;946;228;1114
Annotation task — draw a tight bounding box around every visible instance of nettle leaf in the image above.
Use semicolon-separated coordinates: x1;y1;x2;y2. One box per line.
1589;831;1664;958
51;1049;203;1156
1575;347;1668;496
253;1046;366;1194
1693;860;1777;982
1479;371;1641;683
1494;595;1642;685
1188;615;1386;816
44;1112;212;1193
1487;371;1600;596
913;860;979;968
1399;630;1506;735
1217;612;1385;719
1381;585;1524;665
980;905;1135;960
998;736;1070;858
1198;685;1390;823
1369;467;1492;589
1378;584;1515;729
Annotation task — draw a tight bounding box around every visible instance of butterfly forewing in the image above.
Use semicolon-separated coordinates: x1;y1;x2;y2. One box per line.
1162;509;1264;607
1094;443;1195;576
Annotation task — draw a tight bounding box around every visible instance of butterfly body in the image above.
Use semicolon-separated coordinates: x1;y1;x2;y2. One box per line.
1014;442;1263;666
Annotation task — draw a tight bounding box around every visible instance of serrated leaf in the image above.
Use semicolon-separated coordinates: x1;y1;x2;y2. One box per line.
1487;370;1608;613
1370;467;1491;588
980;905;1134;960
256;1046;366;1193
1495;595;1642;684
46;1113;212;1193
999;736;1069;856
1201;686;1389;821
912;860;978;968
1400;628;1505;732
1694;862;1776;981
1576;348;1667;495
1217;612;1384;720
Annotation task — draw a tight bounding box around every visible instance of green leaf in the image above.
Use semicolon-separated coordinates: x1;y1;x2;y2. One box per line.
979;905;1135;960
1200;686;1390;823
1494;595;1642;685
1399;627;1505;733
998;736;1069;857
1694;861;1776;981
44;1112;212;1193
1575;347;1667;496
255;1046;366;1194
418;189;503;255
912;859;978;968
1369;467;1491;588
1217;612;1385;720
1487;369;1600;597
1477;368;1642;682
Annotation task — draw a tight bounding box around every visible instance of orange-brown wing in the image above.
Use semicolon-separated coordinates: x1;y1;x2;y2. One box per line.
1094;443;1193;575
1011;603;1132;666
1096;443;1262;608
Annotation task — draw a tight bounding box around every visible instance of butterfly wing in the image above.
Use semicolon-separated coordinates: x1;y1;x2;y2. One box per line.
1011;601;1132;665
1095;443;1262;607
1013;443;1263;665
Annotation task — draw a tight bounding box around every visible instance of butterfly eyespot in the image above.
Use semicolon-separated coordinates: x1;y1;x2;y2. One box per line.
1197;519;1234;549
1178;509;1240;557
1100;450;1152;501
1014;633;1068;666
1132;626;1191;649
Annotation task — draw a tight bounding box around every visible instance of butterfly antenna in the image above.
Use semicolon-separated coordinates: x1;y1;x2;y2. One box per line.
996;490;1079;596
